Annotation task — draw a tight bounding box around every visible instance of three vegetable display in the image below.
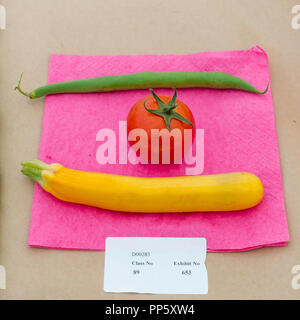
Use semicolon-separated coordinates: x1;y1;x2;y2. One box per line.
18;70;267;213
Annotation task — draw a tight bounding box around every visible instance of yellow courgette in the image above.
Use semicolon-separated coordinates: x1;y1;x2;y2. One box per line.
21;160;264;213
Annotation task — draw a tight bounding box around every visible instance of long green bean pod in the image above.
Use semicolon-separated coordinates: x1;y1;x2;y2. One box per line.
15;71;269;99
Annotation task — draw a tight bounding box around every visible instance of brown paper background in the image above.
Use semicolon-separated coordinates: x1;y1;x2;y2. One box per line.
0;0;299;299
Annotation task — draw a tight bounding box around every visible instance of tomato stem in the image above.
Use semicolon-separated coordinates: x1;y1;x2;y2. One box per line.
144;88;193;130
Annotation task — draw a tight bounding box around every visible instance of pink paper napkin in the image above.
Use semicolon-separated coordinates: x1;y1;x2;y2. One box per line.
28;46;289;251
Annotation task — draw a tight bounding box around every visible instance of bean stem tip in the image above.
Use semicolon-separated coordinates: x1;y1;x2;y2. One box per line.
15;73;32;98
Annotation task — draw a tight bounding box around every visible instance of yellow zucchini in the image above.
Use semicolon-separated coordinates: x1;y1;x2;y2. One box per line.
21;160;264;213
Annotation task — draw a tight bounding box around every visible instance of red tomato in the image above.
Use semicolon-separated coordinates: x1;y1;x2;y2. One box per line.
127;89;195;164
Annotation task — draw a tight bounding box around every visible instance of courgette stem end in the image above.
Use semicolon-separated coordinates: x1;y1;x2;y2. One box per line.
21;160;50;185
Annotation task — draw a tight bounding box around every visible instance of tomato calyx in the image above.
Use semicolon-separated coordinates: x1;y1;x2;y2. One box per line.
143;88;194;131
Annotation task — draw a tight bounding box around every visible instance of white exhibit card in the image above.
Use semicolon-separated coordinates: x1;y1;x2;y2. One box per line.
104;237;208;294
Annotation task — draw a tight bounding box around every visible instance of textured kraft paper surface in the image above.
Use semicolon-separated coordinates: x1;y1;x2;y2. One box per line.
27;46;289;251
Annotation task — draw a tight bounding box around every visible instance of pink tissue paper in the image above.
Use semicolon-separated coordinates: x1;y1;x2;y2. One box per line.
28;46;289;251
